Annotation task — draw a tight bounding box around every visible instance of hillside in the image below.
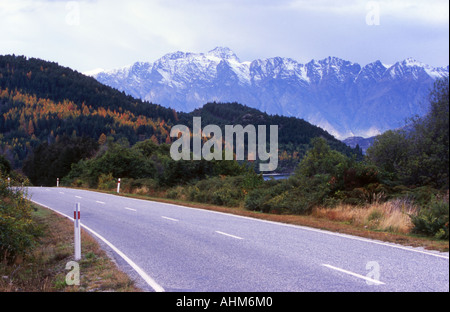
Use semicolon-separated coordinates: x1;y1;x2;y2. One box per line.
0;54;360;176
179;102;359;172
182;102;349;149
0;55;177;168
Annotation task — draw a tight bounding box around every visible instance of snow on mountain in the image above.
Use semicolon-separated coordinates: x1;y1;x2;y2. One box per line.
82;67;105;76
87;47;449;139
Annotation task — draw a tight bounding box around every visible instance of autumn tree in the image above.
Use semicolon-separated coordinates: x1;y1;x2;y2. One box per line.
98;133;107;146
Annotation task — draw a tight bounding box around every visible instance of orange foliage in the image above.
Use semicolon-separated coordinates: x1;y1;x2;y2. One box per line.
0;87;172;141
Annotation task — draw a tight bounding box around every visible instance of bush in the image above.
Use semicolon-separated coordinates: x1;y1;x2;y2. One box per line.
246;174;337;215
186;177;242;207
411;195;449;239
98;173;116;190
366;77;449;189
288;174;334;214
0;155;12;175
396;186;440;207
130;178;159;195
245;187;276;213
259;174;335;214
0;172;37;263
70;178;88;188
166;186;186;200
178;171;263;207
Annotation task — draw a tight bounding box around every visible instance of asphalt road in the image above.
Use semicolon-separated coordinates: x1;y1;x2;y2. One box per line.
27;187;449;292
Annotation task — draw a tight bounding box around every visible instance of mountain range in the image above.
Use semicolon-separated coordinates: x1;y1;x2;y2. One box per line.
0;54;358;172
88;47;448;140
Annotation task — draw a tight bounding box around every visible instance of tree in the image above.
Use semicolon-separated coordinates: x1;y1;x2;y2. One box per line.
366;77;449;188
27;119;35;135
98;133;107;146
23;136;98;186
295;137;349;178
366;129;409;179
407;77;449;188
0;154;12;174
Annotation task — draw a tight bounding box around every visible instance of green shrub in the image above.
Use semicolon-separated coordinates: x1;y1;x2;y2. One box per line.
1;172;37;263
411;196;449;239
400;186;440;207
70;178;87;188
212;188;238;206
119;178;159;195
245;174;335;215
245;187;275;213
98;173;116;190
180;172;262;207
0;155;12;175
290;174;334;213
166;186;186;200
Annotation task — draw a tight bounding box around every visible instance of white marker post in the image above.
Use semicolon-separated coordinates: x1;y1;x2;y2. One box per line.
117;178;121;193
74;203;81;261
57;178;59;187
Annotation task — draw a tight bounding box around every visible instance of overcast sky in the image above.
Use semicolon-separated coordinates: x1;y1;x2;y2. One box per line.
0;0;448;72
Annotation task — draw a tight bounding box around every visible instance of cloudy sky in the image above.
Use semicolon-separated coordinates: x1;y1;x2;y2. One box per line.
0;0;448;72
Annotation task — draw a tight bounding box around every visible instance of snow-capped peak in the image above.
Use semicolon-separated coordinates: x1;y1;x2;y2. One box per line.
83;68;105;77
402;57;426;67
206;47;240;62
384;57;448;79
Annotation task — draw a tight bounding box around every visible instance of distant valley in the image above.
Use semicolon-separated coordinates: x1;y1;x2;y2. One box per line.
342;136;376;154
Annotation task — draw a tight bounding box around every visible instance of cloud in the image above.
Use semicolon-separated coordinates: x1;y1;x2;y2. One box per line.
0;0;448;71
287;0;449;23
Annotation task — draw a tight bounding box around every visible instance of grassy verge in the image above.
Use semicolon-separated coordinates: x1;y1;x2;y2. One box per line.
0;203;141;292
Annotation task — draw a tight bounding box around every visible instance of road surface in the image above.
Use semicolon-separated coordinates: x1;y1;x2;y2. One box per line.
27;187;449;292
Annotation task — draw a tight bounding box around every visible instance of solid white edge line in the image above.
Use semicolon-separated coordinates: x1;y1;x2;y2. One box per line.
29;199;165;292
215;231;243;240
36;187;449;260
77;223;165;293
161;216;178;222
322;264;385;285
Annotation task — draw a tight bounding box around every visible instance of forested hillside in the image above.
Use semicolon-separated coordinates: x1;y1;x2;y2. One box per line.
0;54;360;175
180;102;361;172
0;55;177;168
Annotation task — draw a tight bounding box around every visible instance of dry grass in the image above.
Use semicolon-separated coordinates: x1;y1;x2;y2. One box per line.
312;198;418;234
0;204;141;292
131;186;150;196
